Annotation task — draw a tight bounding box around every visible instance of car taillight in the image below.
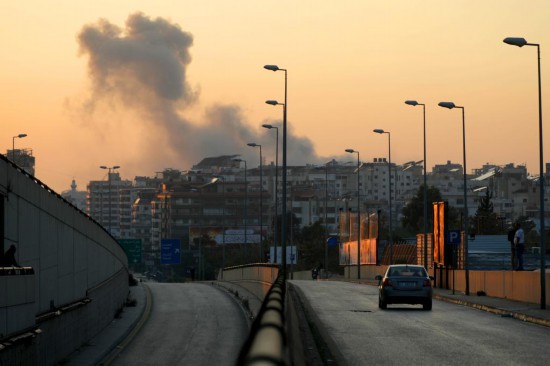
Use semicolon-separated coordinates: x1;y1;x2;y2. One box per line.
423;279;432;287
383;278;393;287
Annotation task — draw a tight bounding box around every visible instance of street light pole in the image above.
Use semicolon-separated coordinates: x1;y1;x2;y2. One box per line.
438;101;470;296
11;133;28;163
212;176;226;279
248;142;263;262
100;165;120;235
406;100;429;269
373;129;393;264
345;148;361;279
233;158;248;262
264;64;288;279
262;124;279;265
325;161;329;276
503;37;546;309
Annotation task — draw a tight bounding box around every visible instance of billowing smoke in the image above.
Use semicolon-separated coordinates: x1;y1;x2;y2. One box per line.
76;12;321;172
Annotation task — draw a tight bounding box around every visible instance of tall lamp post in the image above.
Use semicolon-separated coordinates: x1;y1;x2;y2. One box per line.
212;176;226;278
345;148;361;279
324;161;329;276
248;142;263;262
262;123;279;264
12;133;28;163
100;165;120;235
438;101;470;296
504;37;546;309
405;100;429;269
373;129;394;264
233;158;248;263
264;60;288;279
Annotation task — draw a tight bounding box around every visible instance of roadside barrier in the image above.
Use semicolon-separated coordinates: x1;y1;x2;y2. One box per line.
236;273;286;365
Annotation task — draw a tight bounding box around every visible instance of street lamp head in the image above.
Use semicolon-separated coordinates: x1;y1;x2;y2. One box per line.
17;133;28;138
100;166;107;170
232;158;244;163
262;124;274;129
345;149;356;154
247;142;259;147
503;37;528;47
405;100;418;106
373;129;385;134
265;100;281;106
264;64;280;71
113;165;120;169
438;101;456;109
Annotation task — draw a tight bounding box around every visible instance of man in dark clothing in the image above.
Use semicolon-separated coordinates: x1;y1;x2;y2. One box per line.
514;223;525;270
507;226;517;270
2;245;19;267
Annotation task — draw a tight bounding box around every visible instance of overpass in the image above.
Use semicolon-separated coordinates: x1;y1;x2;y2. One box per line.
0;155;128;365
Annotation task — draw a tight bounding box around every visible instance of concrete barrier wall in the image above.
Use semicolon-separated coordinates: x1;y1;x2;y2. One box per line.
222;265;279;301
1;156;129;364
343;264;550;305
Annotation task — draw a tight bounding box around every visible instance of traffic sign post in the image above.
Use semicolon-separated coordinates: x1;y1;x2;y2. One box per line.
161;239;181;265
118;239;142;265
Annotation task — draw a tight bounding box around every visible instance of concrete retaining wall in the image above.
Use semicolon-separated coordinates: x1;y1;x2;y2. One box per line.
1;156;129;365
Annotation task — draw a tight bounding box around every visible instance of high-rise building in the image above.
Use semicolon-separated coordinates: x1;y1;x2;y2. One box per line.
86;172;132;237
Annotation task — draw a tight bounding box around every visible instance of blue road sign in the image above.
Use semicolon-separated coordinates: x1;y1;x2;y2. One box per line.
161;239;181;265
326;236;339;247
448;230;461;245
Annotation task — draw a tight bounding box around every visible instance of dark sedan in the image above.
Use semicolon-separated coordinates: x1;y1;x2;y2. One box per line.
375;264;433;310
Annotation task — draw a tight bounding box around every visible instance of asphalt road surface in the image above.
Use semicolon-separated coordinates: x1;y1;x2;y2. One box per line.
112;282;249;366
291;280;550;366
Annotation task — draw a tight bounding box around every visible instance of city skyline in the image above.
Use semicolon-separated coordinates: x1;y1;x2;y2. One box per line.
2;1;550;194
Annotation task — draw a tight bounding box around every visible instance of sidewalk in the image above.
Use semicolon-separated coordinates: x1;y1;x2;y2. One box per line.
432;287;550;328
64;282;149;366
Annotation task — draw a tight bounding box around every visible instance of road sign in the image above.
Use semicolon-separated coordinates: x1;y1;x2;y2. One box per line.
118;239;142;264
326;236;338;247
448;230;461;245
161;239;181;265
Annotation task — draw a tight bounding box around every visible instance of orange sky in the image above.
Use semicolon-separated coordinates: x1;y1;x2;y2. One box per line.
1;1;550;193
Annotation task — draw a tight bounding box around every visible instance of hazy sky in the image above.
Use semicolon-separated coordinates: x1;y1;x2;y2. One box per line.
2;1;550;193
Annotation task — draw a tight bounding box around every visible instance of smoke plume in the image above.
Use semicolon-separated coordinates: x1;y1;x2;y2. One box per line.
76;13;320;173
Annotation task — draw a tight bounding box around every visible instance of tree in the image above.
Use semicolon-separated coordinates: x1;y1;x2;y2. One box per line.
473;189;502;234
401;185;444;234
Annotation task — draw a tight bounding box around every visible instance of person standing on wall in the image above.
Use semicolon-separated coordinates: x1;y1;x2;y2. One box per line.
2;245;19;267
514;222;525;271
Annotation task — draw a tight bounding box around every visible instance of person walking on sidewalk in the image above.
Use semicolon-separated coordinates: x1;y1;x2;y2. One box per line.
514;222;525;270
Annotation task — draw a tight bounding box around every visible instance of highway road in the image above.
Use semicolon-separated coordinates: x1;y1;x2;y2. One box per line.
111;282;249;366
291;280;550;365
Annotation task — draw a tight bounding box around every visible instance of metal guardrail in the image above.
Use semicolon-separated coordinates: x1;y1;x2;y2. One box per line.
236;273;286;366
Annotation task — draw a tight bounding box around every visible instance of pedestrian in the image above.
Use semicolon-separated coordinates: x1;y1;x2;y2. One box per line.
507;225;517;270
2;245;19;267
514;223;525;271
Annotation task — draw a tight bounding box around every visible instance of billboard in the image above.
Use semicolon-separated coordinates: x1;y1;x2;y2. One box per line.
189;227;264;245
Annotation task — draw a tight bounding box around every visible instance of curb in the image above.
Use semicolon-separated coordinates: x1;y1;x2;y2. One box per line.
433;293;550;328
99;283;152;365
